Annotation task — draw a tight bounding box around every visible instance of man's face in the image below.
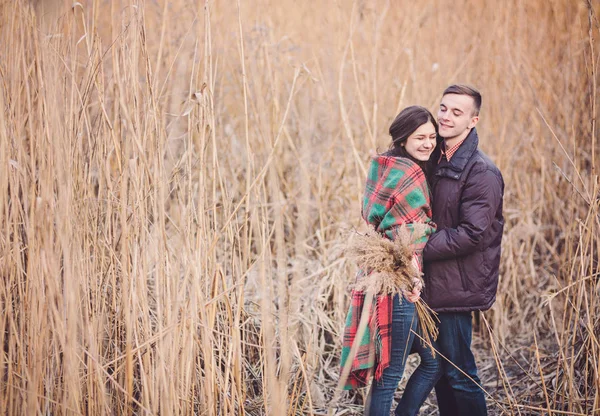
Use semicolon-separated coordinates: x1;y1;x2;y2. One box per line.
437;94;479;140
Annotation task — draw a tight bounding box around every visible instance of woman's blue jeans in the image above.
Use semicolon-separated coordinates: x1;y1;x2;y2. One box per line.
366;294;442;416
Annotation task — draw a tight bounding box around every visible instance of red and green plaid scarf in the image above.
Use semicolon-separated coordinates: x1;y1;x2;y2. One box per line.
340;155;435;390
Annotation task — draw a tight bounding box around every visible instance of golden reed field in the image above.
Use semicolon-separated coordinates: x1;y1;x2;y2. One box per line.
1;0;599;414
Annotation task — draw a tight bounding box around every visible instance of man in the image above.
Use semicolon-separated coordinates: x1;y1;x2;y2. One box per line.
422;84;504;416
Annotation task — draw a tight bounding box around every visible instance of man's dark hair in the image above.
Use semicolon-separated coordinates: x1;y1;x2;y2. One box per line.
443;84;482;116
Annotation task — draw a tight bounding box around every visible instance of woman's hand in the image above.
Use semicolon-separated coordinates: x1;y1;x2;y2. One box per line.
404;256;423;303
404;278;423;303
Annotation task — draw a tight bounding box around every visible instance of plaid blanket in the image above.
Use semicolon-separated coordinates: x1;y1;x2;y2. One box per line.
340;155;436;390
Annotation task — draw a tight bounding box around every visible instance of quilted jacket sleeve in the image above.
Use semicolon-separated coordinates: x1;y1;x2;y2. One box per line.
423;166;503;261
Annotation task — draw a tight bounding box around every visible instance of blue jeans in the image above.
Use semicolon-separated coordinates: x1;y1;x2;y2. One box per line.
434;312;487;416
366;294;441;416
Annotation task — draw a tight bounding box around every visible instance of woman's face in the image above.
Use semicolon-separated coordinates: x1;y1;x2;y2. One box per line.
402;122;437;161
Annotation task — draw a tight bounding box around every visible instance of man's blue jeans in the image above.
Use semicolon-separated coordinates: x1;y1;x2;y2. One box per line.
366;294;441;416
434;312;487;416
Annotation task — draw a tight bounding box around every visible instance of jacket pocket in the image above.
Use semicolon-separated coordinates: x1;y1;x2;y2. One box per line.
457;258;469;292
460;251;490;293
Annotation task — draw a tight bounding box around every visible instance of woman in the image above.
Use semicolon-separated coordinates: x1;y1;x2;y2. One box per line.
340;106;442;415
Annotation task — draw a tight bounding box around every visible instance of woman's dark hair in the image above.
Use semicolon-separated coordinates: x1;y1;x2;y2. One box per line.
384;106;438;180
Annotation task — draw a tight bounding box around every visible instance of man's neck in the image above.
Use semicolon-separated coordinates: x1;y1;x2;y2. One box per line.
444;129;471;149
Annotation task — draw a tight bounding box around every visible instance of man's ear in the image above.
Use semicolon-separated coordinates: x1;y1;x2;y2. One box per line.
468;115;479;129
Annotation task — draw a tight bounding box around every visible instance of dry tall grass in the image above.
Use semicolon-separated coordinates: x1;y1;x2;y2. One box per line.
0;0;598;414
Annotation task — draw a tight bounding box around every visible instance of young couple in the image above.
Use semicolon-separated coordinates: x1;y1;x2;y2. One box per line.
341;85;505;415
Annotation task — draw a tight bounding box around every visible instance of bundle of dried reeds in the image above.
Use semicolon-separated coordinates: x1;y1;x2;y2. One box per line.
346;225;439;348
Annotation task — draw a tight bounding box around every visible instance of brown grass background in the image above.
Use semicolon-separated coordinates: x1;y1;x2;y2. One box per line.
1;0;599;414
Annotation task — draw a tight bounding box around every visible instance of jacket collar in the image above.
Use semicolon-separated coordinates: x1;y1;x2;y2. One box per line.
436;128;479;176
